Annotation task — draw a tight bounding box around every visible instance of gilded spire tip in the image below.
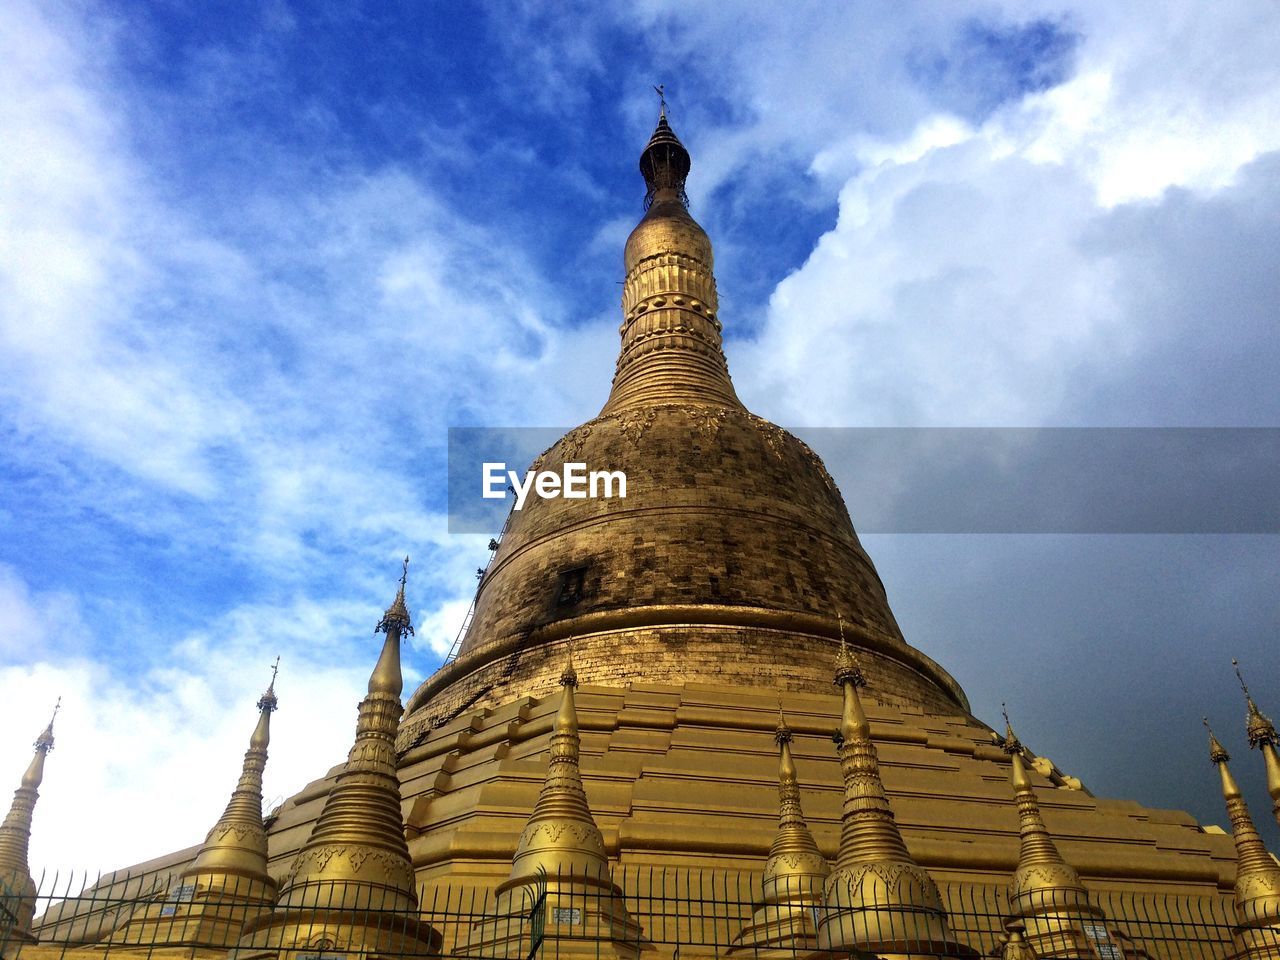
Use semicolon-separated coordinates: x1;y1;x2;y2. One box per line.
832;614;865;688
640;91;689;208
1233;658;1250;697
1205;717;1231;764
376;555;414;637
1233;657;1278;748
653;83;667;119
258;657;281;713
35;697;59;751
775;697;792;744
560;645;579;688
1000;703;1022;755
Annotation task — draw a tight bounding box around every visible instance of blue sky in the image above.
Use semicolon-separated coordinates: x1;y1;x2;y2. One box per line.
2;0;1279;876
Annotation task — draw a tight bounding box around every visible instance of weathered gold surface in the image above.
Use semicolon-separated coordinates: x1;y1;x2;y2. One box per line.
404;112;967;729
235;564;440;958
0;706;56;939
1208;725;1280;959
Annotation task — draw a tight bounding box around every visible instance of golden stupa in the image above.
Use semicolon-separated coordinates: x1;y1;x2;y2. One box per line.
8;106;1280;960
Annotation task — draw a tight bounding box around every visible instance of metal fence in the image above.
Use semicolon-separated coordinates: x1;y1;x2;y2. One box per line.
0;866;1241;960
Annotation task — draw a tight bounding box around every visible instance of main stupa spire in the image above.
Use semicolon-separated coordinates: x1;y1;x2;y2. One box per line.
603;98;741;413
235;558;441;959
1234;659;1280;828
1205;718;1280;958
0;701;57;939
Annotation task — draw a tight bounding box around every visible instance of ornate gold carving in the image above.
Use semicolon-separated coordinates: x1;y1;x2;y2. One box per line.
613;407;658;446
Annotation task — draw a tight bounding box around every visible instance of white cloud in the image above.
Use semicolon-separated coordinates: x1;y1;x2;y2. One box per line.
733;0;1280;429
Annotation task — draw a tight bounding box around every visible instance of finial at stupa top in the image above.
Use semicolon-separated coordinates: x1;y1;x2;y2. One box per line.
1000;703;1022;755
257;657;280;714
369;558;411;697
832;614;865;689
560;645;579;689
640;88;690;208
1234;658;1278;748
776;698;792;745
376;556;414;638
35;698;59;753
1206;717;1232;765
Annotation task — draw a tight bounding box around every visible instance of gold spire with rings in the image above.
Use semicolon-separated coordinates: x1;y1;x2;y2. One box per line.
730;698;829;956
462;649;649;959
1234;658;1280;828
234;559;441;960
603;90;741;414
115;666;282;946
816;620;973;958
998;706;1116;958
0;699;58;940
1204;717;1280;959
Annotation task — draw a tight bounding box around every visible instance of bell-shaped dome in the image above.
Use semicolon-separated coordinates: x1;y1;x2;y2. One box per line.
405;110;967;728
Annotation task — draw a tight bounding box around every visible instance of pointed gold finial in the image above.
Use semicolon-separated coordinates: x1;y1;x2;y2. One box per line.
1000;705;1034;793
0;707;63;938
776;697;792;745
376;555;414;638
817;650;964;955
36;698;59;752
370;558;411;697
653;83;667;119
560;644;578;689
832;614;864;690
257;657;280;714
1206;717;1232;766
1234;658;1280;748
1204;713;1280;954
1000;703;1020;753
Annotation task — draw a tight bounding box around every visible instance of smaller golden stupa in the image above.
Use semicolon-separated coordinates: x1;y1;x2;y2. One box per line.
998;709;1140;958
234;559;441;960
461;654;649;959
1206;719;1280;960
112;664;280;947
729;704;829;956
815;630;974;960
0;702;57;941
